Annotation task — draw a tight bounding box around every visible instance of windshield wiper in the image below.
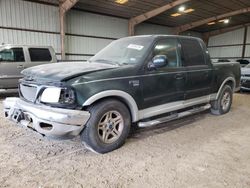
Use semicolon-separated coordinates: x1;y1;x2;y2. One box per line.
120;62;130;65
90;59;120;65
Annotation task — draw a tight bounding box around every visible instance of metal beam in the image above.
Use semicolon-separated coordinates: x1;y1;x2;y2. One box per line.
203;23;250;38
175;7;250;34
59;0;79;60
128;0;191;36
60;0;79;14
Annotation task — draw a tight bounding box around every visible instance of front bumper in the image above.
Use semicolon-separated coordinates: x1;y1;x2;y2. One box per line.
3;97;90;137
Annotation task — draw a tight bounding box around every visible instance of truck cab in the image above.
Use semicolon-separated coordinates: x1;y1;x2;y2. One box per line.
0;45;56;89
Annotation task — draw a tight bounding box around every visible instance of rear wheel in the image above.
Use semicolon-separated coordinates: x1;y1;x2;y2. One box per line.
81;99;131;154
210;84;233;115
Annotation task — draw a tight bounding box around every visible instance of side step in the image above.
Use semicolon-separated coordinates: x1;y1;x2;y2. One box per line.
138;104;211;128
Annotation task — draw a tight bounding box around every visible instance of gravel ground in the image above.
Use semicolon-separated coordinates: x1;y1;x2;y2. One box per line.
0;93;250;188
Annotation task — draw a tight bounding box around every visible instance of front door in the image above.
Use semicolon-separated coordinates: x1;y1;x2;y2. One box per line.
0;47;25;89
142;38;186;113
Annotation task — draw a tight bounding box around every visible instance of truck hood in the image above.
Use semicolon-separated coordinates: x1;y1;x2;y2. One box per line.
21;62;117;82
241;67;250;75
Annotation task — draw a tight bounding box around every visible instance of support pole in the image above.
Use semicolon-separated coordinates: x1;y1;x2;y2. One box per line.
59;0;79;60
128;21;135;36
242;26;248;58
60;5;66;60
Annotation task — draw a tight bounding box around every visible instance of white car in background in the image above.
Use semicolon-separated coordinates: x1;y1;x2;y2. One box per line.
237;59;250;68
241;63;250;91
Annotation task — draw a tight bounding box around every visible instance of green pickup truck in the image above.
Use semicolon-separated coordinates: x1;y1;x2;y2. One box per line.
4;35;240;153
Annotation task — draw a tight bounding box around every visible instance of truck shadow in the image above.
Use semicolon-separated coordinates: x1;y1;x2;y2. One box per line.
129;111;208;140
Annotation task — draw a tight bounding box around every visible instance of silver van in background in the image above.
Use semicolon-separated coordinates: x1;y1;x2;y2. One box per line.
0;45;57;89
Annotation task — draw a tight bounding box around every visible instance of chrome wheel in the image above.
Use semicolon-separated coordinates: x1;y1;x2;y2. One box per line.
221;91;231;111
97;111;124;144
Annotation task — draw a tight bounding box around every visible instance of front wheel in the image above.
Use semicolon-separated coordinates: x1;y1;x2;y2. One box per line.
210;85;233;115
81;99;131;154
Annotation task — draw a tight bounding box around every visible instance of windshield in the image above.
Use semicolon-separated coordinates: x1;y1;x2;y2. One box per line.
89;36;153;65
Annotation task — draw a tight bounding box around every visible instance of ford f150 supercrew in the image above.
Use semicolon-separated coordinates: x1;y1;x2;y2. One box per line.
3;35;240;153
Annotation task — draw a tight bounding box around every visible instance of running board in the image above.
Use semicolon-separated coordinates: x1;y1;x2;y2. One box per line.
138;104;211;128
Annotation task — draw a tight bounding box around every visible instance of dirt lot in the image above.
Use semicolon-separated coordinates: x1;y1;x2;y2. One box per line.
0;93;250;188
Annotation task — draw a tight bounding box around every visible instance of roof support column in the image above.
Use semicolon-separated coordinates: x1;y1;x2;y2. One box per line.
242;26;248;58
59;0;79;60
59;6;66;60
128;21;135;36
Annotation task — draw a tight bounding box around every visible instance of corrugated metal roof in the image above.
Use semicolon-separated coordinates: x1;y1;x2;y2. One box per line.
75;0;250;33
26;0;250;33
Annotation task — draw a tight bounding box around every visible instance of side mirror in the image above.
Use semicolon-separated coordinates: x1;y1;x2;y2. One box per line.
148;55;168;70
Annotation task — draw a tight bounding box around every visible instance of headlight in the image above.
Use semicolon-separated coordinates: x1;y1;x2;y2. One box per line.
59;87;75;104
40;87;75;105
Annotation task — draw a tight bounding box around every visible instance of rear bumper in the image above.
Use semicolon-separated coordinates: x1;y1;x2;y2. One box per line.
3;97;90;137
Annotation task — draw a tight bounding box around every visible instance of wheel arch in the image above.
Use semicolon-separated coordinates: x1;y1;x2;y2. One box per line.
82;90;139;122
216;77;235;99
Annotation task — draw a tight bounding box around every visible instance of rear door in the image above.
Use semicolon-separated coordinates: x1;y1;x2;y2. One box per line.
0;47;26;89
142;38;186;109
179;38;213;99
25;48;53;68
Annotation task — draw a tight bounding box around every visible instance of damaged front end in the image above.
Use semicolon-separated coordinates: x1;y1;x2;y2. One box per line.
4;79;90;138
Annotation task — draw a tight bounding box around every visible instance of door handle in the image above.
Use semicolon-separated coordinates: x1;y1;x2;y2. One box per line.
175;73;184;80
17;65;24;69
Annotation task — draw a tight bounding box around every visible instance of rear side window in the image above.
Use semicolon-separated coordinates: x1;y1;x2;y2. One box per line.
0;48;25;62
180;39;206;66
29;48;52;62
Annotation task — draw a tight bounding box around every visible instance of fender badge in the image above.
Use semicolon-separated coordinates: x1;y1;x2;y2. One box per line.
129;80;140;87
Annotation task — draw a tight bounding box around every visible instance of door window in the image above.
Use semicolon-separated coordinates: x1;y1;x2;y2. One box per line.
0;48;25;62
153;38;180;68
29;48;52;62
180;39;206;66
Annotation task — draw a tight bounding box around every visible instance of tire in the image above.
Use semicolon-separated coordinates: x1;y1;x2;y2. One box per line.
210;84;233;115
81;99;131;154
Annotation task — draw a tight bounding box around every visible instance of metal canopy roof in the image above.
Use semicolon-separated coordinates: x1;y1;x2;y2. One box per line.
75;0;250;33
27;0;250;33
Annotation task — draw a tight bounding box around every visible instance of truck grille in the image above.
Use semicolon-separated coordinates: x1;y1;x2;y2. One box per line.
19;84;38;102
